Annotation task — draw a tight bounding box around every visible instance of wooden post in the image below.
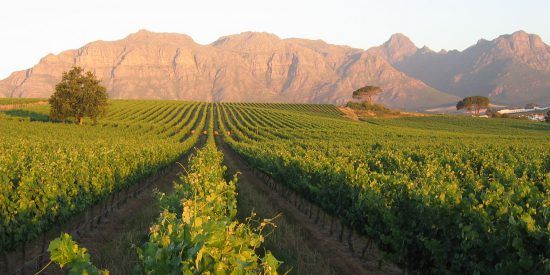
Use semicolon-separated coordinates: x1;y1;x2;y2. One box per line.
315;207;320;224
96;202;102;222
39;233;46;266
348;229;354;253
339;223;345;242
361;239;372;258
110;193;115;212
2;252;9;274
21;242;26;275
103;200;108;217
89;207;95;230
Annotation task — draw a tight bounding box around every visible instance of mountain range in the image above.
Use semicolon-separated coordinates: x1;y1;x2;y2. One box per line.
1;30;548;110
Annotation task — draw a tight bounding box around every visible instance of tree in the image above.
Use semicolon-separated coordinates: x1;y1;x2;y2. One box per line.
485;108;499;118
486;108;509;118
456;96;490;116
525;103;538;109
545;111;550;123
49;67;108;125
352;86;382;104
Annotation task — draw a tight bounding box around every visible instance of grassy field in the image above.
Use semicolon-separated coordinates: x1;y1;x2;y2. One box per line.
0;98;46;105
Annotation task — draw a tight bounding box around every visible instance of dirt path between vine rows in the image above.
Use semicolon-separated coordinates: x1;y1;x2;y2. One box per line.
217;140;401;275
40;137;206;274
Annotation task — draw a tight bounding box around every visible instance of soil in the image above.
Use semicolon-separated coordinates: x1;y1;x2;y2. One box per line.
28;133;400;274
338;106;360;121
39;137;206;274
217;139;401;275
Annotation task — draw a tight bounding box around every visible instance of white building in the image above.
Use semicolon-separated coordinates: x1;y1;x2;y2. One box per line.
498;106;550;114
527;114;546;121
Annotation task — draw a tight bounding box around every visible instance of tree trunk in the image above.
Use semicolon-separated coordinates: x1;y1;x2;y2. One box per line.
77;116;83;125
366;95;373;105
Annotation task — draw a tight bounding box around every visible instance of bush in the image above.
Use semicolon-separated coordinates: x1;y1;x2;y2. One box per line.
346;101;400;116
486;108;509;118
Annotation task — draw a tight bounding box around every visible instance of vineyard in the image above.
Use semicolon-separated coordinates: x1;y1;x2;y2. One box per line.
0;100;548;274
0;98;46;106
0;101;207;254
217;103;549;274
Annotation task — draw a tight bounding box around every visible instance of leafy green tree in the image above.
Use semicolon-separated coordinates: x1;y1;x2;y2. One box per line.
49;67;108;125
525;103;538;109
352;86;383;104
456;96;490;116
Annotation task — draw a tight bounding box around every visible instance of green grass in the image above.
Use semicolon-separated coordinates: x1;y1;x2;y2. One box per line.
0;98;46;105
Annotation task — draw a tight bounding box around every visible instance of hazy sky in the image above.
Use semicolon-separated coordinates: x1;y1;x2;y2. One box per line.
1;0;548;79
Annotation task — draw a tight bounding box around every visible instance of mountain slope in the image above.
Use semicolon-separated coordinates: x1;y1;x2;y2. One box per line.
378;31;550;106
0;30;456;110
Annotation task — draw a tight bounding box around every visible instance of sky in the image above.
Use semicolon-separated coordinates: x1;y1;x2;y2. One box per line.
0;0;548;79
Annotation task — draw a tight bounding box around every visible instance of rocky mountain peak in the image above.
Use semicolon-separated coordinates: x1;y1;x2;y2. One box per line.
484;30;550;72
131;29;154;36
384;30;550;106
125;29;196;45
418;46;433;54
386;33;416;47
494;30;547;53
1;30;548;108
381;33;418;62
212;32;282;51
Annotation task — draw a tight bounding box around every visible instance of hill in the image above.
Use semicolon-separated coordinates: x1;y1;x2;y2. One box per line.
0;30;456;110
1;30;549;109
375;31;550;106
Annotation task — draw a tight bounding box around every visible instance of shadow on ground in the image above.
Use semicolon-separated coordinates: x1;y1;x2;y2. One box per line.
3;109;50;122
511;124;550;132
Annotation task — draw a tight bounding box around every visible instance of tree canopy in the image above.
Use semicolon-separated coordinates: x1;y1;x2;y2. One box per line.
525;103;539;109
352;86;382;104
49;67;108;124
456;96;490;116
